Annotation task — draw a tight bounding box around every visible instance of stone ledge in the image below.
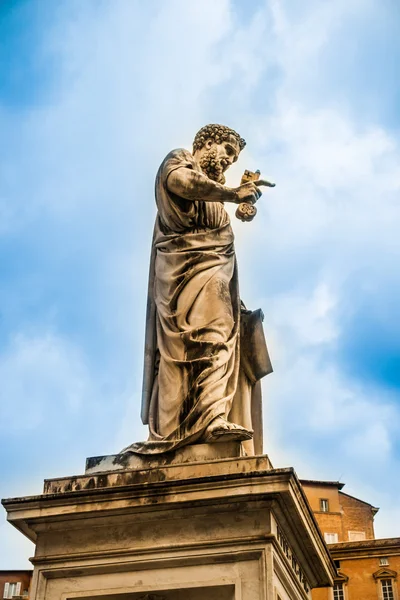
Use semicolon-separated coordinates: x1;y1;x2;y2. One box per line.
86;442;246;474
43;454;273;495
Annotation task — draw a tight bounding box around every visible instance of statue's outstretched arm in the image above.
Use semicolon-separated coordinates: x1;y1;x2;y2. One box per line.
167;167;263;205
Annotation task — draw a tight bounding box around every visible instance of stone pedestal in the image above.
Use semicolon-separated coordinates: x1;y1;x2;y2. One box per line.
2;447;335;600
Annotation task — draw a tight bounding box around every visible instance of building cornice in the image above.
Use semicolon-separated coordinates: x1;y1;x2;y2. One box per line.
328;538;400;559
300;480;345;490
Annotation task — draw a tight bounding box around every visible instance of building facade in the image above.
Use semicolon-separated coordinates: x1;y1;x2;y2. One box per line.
301;480;400;600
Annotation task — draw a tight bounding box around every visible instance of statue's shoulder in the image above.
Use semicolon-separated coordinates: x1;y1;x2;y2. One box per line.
160;148;195;171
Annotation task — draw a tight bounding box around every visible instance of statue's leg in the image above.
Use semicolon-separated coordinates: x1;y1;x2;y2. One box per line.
201;367;254;445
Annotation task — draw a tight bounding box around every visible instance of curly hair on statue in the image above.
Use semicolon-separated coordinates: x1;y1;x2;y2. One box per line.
193;124;246;153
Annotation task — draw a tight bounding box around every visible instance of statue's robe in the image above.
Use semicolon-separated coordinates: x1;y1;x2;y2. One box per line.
126;149;256;454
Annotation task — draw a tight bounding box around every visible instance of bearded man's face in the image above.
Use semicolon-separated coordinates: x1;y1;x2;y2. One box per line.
198;135;241;184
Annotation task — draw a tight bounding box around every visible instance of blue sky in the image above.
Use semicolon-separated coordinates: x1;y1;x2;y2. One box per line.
1;0;400;567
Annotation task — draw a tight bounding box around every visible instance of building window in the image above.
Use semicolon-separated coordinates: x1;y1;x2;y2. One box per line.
381;579;394;600
380;558;390;566
320;498;330;512
3;582;21;599
348;530;366;541
333;582;345;600
324;532;339;544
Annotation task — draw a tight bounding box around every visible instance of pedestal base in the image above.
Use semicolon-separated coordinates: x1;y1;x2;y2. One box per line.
3;452;335;600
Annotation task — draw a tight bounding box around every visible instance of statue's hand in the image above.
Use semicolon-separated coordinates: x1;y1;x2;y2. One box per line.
233;181;263;204
233;179;276;205
255;179;276;188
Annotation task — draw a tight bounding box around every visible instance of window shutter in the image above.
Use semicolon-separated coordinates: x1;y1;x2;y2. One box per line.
3;583;9;599
15;583;21;596
348;530;366;541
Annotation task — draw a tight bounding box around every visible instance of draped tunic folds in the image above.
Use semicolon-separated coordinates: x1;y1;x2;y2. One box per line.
133;149;243;453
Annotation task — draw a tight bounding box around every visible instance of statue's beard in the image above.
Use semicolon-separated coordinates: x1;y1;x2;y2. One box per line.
199;149;228;185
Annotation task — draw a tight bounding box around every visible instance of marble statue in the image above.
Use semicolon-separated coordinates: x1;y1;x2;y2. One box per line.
124;124;274;455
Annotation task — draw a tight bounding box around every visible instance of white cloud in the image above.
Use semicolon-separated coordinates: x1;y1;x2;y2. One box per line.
268;283;338;348
0;333;92;432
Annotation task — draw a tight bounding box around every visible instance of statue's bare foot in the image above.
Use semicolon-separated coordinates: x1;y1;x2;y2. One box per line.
202;416;253;443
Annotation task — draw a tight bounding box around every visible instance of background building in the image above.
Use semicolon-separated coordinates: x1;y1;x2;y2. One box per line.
0;571;31;599
301;480;400;600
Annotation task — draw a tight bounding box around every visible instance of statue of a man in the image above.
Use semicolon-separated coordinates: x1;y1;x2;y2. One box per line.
125;124;272;455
